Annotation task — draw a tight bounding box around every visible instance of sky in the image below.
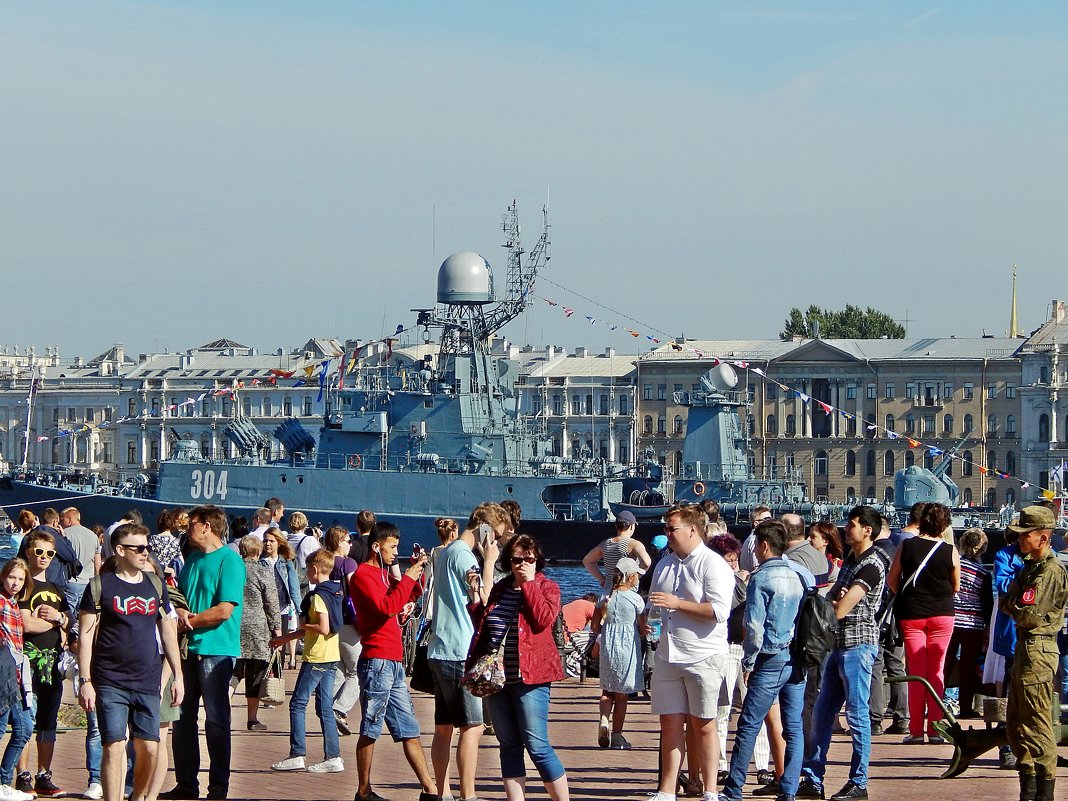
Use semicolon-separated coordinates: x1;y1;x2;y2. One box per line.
4;1;1068;361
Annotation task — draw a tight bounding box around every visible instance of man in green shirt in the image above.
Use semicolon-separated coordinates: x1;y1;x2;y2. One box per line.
161;505;245;801
1002;505;1068;801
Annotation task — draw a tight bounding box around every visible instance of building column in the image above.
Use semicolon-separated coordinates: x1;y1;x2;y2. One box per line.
803;380;813;437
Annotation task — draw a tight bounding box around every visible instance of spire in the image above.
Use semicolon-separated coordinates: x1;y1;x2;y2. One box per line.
1009;264;1019;337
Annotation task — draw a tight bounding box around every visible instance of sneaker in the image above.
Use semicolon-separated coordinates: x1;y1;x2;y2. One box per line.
418;794;438;801
901;734;925;745
753;779;782;796
756;770;776;786
795;776;824;799
828;782;867;801
158;787;198;800
308;757;345;773
598;721;610;748
775;795;797;801
247;720;268;732
205;789;227;801
84;782;104;800
271;756;307;771
0;786;33;801
884;720;909;735
33;773;61;798
998;746;1017;770
927;734;947;745
354;791;389;801
14;775;34;799
334;711;351;736
609;732;632;750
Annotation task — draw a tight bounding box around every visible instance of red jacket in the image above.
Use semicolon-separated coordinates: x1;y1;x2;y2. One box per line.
467;573;564;685
350;562;421;661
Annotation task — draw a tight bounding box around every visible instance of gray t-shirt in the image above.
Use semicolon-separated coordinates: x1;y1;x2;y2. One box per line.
64;524;99;582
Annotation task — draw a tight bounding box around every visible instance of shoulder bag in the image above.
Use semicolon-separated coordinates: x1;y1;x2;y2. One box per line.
462;592;520;698
260;648;286;705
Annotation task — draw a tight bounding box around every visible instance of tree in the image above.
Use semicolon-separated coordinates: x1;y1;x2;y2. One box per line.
779;304;906;340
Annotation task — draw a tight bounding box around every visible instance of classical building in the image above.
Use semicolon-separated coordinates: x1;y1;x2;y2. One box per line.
637;336;1023;508
1016;299;1068;497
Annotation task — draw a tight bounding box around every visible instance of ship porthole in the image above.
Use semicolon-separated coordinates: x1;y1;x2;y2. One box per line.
298;476;304;484
281;475;287;483
693;481;706;496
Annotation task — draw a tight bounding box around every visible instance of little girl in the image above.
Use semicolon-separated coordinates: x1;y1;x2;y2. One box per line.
594;556;644;750
0;558;34;801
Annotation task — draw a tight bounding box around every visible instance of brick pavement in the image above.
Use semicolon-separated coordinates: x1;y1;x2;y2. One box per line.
43;675;1059;801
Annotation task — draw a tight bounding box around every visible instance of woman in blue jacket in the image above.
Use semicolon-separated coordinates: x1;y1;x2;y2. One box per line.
262;530;302;669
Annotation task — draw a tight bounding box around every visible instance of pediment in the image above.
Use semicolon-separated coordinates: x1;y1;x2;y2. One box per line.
776;340;861;364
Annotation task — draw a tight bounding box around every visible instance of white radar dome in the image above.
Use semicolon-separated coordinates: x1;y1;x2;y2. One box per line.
437;251;495;305
700;363;738;394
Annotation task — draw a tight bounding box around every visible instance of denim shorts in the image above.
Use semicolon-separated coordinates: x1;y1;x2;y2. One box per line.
356;657;421;742
428;658;483;728
96;683;162;743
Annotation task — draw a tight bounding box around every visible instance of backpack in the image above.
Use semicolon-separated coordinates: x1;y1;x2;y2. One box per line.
791;580;838;670
87;571;165;611
301;579;344;635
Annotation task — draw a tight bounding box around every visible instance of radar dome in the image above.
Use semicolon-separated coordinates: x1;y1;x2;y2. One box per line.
437;251;495;305
700;363;738;394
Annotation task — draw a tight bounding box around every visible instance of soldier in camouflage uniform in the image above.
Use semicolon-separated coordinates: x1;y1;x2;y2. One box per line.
1001;505;1068;801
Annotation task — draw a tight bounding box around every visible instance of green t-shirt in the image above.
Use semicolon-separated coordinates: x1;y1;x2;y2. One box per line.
179;545;246;657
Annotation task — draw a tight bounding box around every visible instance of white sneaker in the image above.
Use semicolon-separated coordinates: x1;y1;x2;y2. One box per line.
307;757;345;773
0;785;34;801
271;755;307;771
84;783;104;800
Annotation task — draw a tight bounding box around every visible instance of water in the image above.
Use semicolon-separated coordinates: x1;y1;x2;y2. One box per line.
544;565;602;604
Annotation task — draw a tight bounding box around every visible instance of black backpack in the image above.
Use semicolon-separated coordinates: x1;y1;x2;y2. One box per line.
301;580;344;635
791;579;839;670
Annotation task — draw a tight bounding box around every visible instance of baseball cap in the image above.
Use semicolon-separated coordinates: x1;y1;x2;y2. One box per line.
651;534;668;550
1007;505;1057;533
616;510;637;526
614;557;641;576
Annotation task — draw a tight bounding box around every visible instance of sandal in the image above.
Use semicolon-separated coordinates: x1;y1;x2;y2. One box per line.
677;771;704;798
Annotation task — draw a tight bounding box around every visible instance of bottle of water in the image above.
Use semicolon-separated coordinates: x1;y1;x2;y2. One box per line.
646;605;662;649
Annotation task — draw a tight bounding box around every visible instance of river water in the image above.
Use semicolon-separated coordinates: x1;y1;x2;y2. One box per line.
544;565;602;604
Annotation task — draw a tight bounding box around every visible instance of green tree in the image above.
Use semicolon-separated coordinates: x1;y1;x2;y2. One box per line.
779;304;906;340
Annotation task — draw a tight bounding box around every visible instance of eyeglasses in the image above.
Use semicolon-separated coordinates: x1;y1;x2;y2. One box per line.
663;525;691;534
510;556;536;564
754;515;772;523
118;543;150;554
32;548;56;558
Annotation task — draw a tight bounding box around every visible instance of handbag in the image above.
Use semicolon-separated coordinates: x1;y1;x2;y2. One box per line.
260;648;286;705
462;594;520;698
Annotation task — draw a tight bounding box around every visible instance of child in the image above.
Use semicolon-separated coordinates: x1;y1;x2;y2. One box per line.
0;558;34;801
270;549;343;773
593;557;644;750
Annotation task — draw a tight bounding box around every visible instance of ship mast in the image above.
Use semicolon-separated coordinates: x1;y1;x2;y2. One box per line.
20;369;40;471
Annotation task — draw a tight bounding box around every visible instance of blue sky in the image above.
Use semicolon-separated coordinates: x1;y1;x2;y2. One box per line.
3;1;1068;359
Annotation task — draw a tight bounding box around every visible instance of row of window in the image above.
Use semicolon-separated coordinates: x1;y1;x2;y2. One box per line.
769;381;1016;401
838;485;1011;508
763;412;1016;436
531;394;630;416
803;448;1016;477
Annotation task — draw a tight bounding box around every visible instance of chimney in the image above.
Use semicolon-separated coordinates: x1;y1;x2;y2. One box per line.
74;356;84;368
604;347;615;357
1054;299;1066;323
574;347;588;358
114;342;125;364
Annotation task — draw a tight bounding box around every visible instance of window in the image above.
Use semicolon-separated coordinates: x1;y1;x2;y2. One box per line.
866;486;876;501
1006;488;1016;505
1006;414;1016;434
987;383;997;399
786;453;796;472
599;395;609;415
643;384;652;401
673;384;683;394
785;414;796;435
814;450;828;476
657;384;666;401
673;415;684;435
943;382;954;400
884;451;895;475
944;458;952;477
845;450;856;476
943;413;953;434
302;397;313;416
924;452;934;470
1041;366;1050;383
766;383;778;400
618;395;628;415
963;382;974;400
905;414;916;434
202;399;211;417
922;414;935;434
1039;413;1050;441
846;385;857;400
865;450;876;476
552;394;562;415
104;407;113;422
150;442;159;462
1006;451;1016;474
846;486;856;501
885;414;895;433
962;451;973;476
987;451;997;472
747;414;755;435
222;399;231;416
963;487;972;504
986;488;997;508
963;413;974;433
85;407;94;422
242;397;252;417
151;399;159;416
263;397;272;417
765;415;777;435
620;445;629;464
571;395;581;414
52;408;59;423
987;414;998;433
885;383;895;399
67;407;76;421
1006;383;1016;399
906;383;916;399
657;415;666;433
865;413;876;438
885;486;895;503
127;441;137;464
585;394;593;415
847;416;857;435
283;397;293;416
643;415;653;434
128;399;137;416
905;450;915;468
867;384;876;400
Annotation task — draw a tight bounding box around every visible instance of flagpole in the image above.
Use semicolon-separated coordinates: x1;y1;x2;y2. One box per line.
20;368;38;472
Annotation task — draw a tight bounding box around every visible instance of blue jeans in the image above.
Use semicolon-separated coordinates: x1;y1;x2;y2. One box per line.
356;658;421;742
85;709;101;784
0;703;32;786
1058;651;1068;723
172;654;235;795
723;649;806;799
288;661;340;760
486;683;564;783
802;644;878;789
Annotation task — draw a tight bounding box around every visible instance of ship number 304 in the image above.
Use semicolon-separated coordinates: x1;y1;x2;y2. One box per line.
190;469;229;501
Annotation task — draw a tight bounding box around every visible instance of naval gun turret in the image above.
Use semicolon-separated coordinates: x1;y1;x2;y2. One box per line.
894;435;967;510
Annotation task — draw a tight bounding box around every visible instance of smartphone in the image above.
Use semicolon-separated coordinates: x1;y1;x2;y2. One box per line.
411;542;425;560
478;523;494;549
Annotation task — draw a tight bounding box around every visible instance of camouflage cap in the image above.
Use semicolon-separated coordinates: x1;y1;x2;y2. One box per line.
1007;505;1057;533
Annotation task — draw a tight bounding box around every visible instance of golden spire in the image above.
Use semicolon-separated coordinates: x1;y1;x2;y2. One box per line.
1009;264;1019;337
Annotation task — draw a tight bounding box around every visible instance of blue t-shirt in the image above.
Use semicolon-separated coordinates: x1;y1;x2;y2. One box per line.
427;539;479;662
80;572;169;693
179;546;245;657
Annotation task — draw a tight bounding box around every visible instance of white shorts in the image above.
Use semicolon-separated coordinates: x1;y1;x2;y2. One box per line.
651;652;727;720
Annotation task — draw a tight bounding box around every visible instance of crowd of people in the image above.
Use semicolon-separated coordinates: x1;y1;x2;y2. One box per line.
0;495;1065;801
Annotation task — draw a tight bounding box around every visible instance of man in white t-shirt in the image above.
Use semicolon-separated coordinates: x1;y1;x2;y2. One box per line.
738;506;772;573
643;504;734;801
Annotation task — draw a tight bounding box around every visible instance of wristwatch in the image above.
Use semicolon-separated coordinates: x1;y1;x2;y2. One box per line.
77;677;92;689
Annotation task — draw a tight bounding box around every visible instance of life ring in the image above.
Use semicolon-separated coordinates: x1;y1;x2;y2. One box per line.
348;455;362;469
693;481;706;496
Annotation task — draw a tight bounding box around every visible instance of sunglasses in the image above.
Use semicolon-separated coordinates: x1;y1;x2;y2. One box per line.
510;556;537;565
32;548;56;558
118;543;150;554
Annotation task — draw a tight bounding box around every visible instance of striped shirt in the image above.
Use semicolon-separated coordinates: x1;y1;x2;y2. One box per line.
484;586;523;682
954;558;991;631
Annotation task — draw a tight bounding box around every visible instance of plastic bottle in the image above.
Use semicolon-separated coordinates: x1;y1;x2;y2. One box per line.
646;605;662;649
